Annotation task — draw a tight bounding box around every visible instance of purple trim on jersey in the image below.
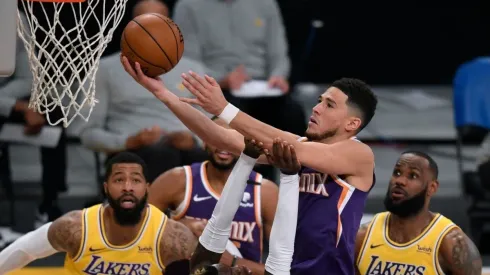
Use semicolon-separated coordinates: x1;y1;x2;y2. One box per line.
182;162;263;263
291;165;375;275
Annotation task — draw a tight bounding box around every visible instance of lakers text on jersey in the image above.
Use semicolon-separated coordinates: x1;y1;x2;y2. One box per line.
64;204;167;275
357;212;459;275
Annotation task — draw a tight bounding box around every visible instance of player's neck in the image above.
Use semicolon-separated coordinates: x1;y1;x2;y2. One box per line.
103;206;148;246
388;211;435;243
318;133;355;144
206;163;232;193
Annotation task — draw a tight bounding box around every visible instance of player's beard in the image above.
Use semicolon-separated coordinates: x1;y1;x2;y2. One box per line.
305;128;337;141
106;191;148;226
383;186;427;218
208;153;238;171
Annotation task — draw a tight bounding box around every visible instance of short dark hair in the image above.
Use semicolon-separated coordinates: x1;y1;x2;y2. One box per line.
331;78;377;131
105;152;149;182
401;150;439;180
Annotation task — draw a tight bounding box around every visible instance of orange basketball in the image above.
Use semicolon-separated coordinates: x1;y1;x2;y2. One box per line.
121;13;184;77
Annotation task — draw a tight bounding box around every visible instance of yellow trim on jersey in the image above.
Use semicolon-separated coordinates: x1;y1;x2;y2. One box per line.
384;212;441;248
356;214;379;265
99;204;151;249
155;214;168;271
434;224;459;275
71;208;87;262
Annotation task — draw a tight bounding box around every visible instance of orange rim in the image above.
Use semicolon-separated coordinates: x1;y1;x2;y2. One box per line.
25;0;86;2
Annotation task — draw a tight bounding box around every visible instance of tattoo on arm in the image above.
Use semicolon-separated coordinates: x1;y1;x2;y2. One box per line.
445;229;482;275
47;210;83;258
161;220;198;267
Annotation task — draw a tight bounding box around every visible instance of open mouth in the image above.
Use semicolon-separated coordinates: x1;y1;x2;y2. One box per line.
120;196;136;208
308;116;318;125
216;150;232;159
390;188;406;199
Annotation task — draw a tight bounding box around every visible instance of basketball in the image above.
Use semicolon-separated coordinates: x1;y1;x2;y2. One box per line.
121;13;184;77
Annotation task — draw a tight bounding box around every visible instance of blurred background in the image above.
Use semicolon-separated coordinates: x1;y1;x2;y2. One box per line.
1;0;490;272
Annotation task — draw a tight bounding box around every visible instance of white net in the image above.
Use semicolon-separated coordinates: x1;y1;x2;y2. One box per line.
17;0;128;127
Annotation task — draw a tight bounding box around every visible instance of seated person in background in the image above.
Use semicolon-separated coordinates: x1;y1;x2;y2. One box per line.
0;12;66;229
149;116;278;274
80;0;207;182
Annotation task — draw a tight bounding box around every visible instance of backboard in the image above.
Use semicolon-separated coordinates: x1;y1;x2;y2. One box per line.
0;0;17;77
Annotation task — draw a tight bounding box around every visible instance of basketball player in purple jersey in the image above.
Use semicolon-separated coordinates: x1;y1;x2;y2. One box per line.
121;58;378;274
149;116;278;274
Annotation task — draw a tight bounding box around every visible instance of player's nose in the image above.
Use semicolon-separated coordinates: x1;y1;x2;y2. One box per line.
122;180;134;192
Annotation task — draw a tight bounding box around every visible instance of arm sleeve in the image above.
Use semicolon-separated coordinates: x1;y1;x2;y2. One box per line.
0;223;58;274
199;153;258;253
265;173;299;275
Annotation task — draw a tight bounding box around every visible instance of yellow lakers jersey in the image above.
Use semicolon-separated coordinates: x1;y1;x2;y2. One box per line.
64;204;168;275
357;212;458;275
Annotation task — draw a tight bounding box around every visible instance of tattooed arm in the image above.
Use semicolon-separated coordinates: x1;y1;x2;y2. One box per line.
0;210;82;273
438;228;482;275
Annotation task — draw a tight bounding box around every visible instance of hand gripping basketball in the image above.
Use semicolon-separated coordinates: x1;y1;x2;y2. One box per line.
121;55;170;101
266;138;301;175
179;71;229;116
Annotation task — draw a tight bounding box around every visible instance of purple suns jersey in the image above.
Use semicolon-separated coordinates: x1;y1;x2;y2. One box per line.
291;137;375;275
171;161;264;263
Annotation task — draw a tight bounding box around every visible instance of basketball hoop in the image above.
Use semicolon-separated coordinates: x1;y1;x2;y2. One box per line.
17;0;128;127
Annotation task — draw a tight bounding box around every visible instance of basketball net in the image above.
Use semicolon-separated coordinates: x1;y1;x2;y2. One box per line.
17;0;128;127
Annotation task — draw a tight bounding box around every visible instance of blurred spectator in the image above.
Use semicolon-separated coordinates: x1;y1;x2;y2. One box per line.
173;0;307;180
477;134;490;190
80;0;208;183
0;12;66;230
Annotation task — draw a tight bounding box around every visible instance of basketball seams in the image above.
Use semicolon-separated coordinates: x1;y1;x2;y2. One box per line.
149;13;180;64
122;30;167;72
131;19;174;69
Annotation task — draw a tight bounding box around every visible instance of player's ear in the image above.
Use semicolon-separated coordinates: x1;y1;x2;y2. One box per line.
427;180;439;196
103;182;108;194
346;116;362;132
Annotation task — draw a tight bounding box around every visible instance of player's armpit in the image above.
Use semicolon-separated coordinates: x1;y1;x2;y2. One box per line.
47;210;83;258
160;219;198;267
294;139;374;191
438;228;482;275
148;167;187;212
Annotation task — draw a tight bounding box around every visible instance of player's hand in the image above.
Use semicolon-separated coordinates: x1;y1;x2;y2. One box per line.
120;55;170;101
243;138;264;159
204;263;252;275
268;76;289;93
179;71;229;116
265;138;301;175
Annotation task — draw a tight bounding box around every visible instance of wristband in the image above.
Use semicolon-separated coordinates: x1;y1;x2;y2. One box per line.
218;103;239;124
231;255;238;267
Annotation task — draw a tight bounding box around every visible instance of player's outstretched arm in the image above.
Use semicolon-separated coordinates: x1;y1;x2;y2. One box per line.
179;72;375;190
0;210;82;274
438;228;482;275
120;56;245;156
264;139;301;275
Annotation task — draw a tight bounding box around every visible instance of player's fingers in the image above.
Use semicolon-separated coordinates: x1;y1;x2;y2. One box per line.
121;56;138;78
189;71;212;89
134;62;148;81
283;142;293;166
289;144;299;164
184;72;207;92
179;97;201;106
181;73;206;95
182;79;204;99
204;74;219;87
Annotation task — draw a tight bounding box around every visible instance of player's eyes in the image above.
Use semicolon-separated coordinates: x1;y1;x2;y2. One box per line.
392;170;401;176
410;173;419;179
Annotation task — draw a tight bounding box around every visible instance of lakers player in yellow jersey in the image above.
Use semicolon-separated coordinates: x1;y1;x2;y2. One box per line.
0;152;250;275
356;151;482;275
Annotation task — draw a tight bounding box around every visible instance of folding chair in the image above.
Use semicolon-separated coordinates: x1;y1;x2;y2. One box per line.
453;57;490;250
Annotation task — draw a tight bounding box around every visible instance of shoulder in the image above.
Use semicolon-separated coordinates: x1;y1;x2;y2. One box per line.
159;219;198;266
438;227;482;275
47;210;84;257
153;166;188;187
260;179;278;197
149;167;188;202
